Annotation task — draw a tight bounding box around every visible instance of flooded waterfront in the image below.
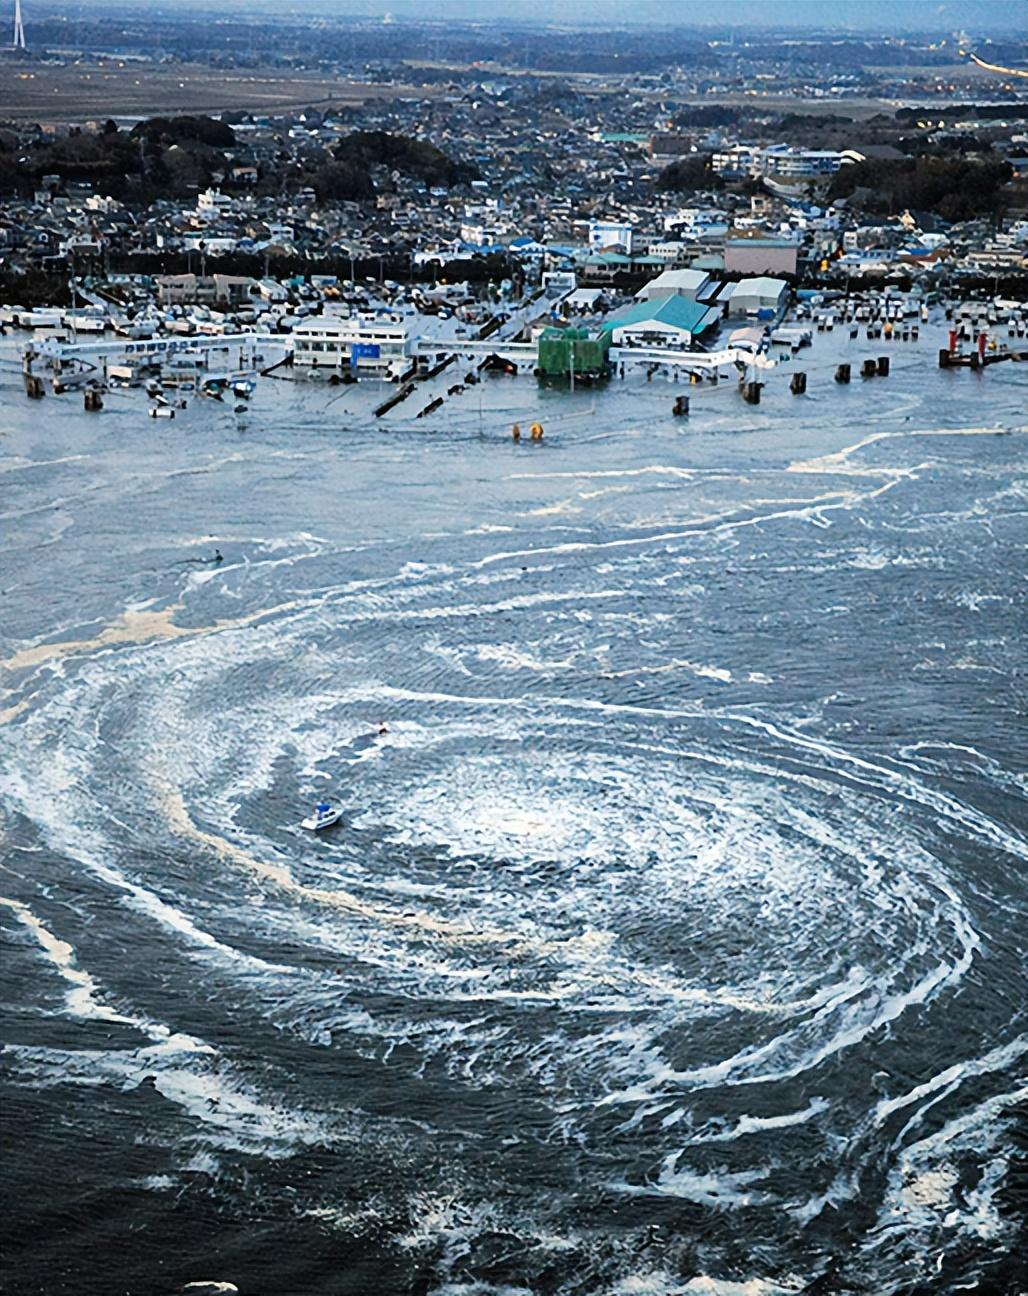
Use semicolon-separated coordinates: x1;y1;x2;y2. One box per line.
1;323;1027;1295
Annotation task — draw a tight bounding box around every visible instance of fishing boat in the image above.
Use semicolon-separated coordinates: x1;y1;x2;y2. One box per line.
301;801;342;831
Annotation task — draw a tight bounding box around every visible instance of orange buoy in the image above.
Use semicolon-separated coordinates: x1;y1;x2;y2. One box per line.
530;422;543;441
511;423;521;441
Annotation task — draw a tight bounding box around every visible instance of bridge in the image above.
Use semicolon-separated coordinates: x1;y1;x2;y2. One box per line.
610;344;776;374
965;50;1028;79
410;340;776;377
413;338;536;365
23;331;290;391
24;330;776;392
25;332;287;365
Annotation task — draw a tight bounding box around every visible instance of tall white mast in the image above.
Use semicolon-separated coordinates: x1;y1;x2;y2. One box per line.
13;0;26;50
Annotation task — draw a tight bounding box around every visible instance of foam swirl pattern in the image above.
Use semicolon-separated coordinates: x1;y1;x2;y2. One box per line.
2;351;1026;1295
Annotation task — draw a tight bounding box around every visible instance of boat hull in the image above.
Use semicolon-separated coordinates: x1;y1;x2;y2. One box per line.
301;809;342;831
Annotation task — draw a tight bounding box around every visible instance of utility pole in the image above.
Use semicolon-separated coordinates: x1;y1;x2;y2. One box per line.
13;0;26;50
68;255;77;343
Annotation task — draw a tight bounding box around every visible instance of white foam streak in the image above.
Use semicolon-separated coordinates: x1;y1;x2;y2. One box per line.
866;1081;1028;1254
5;1039;329;1157
873;1035;1028;1127
622;1159;775;1207
683;1098;830;1146
787;423;1027;477
0;766;293;974
0;895;143;1030
678;1281;802;1296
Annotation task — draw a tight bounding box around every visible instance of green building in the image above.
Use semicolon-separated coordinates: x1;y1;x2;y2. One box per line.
537;327;611;380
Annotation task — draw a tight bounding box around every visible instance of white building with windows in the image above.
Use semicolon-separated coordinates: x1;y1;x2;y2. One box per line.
763;146;846;179
196;188;234;220
588;220;634;255
292;315;411;372
711;144;764;178
712;144;846;180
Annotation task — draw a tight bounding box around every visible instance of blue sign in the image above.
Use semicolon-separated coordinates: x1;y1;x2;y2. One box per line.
350;343;381;360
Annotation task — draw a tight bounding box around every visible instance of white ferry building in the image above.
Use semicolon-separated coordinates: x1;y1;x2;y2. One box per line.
292;316;411;374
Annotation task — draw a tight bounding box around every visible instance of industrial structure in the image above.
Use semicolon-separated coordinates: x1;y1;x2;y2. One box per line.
537;327;611;380
12;0;25;50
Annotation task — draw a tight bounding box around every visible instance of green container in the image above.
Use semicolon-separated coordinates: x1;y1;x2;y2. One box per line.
537;327;610;378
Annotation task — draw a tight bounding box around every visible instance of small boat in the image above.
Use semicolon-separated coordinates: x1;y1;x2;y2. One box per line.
301;801;342;831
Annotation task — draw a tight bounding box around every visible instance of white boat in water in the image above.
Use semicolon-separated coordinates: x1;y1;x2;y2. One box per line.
302;801;342;831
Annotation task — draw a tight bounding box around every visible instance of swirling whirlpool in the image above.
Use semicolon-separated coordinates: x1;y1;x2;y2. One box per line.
2;430;1027;1295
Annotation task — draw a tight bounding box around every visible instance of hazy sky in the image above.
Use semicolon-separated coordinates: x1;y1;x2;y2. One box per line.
321;0;1028;29
50;0;1028;33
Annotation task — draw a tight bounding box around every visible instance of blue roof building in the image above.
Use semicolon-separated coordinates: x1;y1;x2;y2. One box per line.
602;295;721;347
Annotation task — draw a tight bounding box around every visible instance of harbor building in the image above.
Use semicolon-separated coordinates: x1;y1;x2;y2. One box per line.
292;316;411;372
635;268;714;303
603;296;721;349
726;277;790;320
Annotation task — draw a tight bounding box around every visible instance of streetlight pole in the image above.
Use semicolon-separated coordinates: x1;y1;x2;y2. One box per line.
69;254;77;344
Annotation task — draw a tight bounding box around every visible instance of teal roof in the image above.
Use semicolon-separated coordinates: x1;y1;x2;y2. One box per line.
604;295;717;335
582;252;666;267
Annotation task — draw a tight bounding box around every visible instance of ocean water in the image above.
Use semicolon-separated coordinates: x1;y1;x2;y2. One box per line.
1;324;1026;1296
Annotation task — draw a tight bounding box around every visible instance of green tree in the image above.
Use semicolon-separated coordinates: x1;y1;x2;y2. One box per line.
657;154;724;193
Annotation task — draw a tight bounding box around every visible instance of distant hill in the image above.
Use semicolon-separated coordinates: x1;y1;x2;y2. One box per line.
332;131;479;189
130;116;236;149
828;155;1013;221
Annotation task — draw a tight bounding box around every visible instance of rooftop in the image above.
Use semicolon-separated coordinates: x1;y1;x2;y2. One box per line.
728;276;790;297
605;295;719;334
638;268;710;293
